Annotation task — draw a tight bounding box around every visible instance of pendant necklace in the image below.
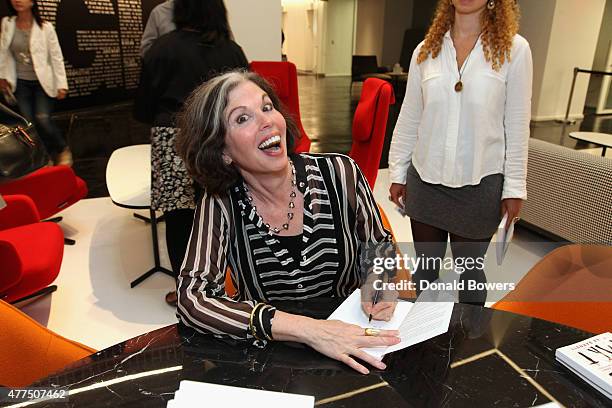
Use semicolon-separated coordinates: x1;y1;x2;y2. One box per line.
454;33;480;93
244;159;297;235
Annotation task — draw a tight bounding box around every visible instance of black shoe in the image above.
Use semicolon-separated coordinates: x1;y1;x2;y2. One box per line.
165;291;177;307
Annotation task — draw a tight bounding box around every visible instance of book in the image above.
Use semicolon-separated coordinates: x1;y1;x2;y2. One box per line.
495;212;514;265
167;380;314;407
327;289;453;360
555;332;612;400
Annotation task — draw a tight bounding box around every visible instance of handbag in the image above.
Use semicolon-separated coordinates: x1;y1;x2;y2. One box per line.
0;101;49;182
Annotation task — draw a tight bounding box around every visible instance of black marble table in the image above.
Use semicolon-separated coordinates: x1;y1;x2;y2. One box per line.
16;300;610;407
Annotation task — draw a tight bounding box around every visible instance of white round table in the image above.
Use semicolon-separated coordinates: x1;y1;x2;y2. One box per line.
569;131;611;157
106;144;173;287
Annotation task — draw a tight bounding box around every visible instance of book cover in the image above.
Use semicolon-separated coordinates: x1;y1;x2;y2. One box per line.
555;332;612;400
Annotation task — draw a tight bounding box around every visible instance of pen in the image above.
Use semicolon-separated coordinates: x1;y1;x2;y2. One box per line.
368;289;381;323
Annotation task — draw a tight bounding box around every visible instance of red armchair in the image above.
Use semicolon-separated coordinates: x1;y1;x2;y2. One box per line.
0;165;87;221
349;78;395;188
249;61;311;153
0;195;64;304
0;166;87;245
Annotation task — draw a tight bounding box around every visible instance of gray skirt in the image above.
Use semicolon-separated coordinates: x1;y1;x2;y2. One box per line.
404;164;503;239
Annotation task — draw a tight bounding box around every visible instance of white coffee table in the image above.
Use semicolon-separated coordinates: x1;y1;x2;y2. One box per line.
106;144;173;288
569;131;611;157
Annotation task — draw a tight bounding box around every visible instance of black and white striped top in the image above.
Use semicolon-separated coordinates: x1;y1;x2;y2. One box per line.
177;153;392;340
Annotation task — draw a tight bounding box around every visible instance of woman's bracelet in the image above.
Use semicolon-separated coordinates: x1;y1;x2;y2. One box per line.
249;302;267;340
248;303;276;341
261;306;276;341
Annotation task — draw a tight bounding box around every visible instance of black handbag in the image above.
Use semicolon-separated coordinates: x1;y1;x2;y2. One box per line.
0;101;49;182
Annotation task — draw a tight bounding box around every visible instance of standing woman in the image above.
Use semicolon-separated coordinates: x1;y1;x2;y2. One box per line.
388;0;532;304
0;0;71;165
134;0;249;306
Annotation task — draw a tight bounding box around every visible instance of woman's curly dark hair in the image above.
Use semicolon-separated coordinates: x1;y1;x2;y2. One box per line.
417;0;520;71
176;70;298;195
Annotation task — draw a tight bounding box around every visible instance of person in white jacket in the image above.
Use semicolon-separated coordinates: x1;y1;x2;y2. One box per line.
0;0;71;165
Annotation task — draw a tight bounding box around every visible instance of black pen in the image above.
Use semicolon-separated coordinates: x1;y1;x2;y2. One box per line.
368;290;381;323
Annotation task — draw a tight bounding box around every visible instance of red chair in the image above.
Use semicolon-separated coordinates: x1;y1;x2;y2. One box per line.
249;61;311;153
349;78;395;188
0;195;64;304
0;166;87;244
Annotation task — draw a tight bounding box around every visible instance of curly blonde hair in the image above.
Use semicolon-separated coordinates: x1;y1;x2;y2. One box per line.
417;0;520;71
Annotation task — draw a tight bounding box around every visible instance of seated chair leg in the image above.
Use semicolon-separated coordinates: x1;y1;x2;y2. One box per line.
10;285;58;305
43;216;76;245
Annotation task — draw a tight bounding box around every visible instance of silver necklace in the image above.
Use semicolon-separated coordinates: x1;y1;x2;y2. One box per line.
454;33;480;92
244;160;297;234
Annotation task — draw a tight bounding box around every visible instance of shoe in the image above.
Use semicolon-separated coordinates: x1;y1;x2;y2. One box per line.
165;291;177;307
55;148;73;166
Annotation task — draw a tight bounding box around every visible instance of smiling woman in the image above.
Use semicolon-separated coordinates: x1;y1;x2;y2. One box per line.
174;70;401;375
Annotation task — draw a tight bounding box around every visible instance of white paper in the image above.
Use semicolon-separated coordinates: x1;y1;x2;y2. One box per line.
496;212;514;265
168;380;314;407
383;300;454;356
327;289;453;360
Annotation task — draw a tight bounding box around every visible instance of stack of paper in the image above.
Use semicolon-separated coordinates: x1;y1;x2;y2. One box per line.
327;289;453;360
167;380;314;407
555;332;612;400
495;212;515;265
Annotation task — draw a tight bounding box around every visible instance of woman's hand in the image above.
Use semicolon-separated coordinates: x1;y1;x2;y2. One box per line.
303;318;401;374
389;183;406;209
501;198;523;228
362;300;397;321
57;89;67;100
0;79;9;93
271;311;401;374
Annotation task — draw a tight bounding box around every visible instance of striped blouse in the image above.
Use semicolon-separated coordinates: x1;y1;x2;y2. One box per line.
177;153;392;340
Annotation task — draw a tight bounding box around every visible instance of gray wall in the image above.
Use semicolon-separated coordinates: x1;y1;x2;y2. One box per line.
381;0;414;67
517;0;556;119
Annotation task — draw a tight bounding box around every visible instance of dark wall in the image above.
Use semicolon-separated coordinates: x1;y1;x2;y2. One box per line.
411;0;437;30
0;0;165;111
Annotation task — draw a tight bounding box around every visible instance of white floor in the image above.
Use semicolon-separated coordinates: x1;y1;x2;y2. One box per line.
19;169;560;351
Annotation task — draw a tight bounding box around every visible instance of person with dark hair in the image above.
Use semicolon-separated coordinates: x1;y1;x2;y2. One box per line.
140;0;175;58
175;70;400;375
134;0;248;306
0;0;71;165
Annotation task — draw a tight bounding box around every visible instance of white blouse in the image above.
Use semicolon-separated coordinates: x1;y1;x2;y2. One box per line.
389;31;533;200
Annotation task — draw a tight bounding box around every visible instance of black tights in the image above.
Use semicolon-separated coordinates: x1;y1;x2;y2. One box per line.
164;208;196;281
410;219;492;306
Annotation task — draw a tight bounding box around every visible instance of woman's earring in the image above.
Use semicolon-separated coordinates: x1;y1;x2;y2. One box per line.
222;155;232;165
487;0;495;10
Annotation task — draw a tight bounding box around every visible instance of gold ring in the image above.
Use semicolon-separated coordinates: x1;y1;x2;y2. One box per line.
513;217;520;223
364;328;381;336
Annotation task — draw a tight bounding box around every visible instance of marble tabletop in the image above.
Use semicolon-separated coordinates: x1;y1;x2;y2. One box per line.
21;299;610;407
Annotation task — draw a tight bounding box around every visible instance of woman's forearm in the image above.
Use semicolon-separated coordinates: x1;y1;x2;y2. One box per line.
270;310;316;344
